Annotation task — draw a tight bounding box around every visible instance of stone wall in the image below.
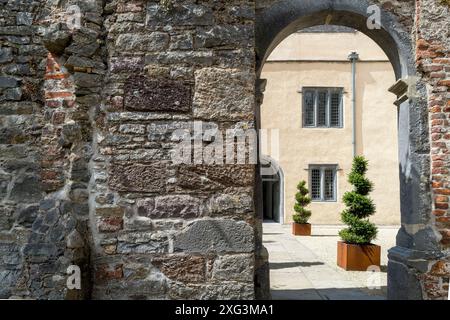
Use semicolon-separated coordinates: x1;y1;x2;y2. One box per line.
0;0;50;298
90;0;257;299
0;0;103;299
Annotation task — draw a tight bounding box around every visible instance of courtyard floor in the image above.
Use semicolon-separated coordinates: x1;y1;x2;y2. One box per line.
263;222;400;300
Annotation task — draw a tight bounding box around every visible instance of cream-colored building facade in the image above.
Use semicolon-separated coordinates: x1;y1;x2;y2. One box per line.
261;28;401;225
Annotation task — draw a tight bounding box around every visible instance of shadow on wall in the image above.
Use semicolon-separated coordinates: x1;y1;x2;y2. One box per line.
271;287;387;300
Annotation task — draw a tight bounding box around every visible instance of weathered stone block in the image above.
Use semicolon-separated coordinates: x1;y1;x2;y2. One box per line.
201;283;255;300
145;51;214;67
193;68;254;121
117;232;168;254
98;216;124;233
214;49;255;68
42;28;71;55
0;47;13;64
0;206;15;231
9;175;42;203
430;260;450;276
144;64;170;78
137;195;204;219
119;124;146;135
207;192;254;215
108;162;166;193
228;5;255;20
387;259;423;300
73;72;102;88
170;33;194;50
194;25;253;49
92;275;168;299
23;243;58;263
65;33;99;57
115;32;169;52
0;269;20;298
96;264;123;283
16;12;33;26
173;219;254;253
175;165;255;192
116;12;145;23
0;76;17;88
16;205;39;228
146;3;214;26
152;255;206;283
124;75;192;112
0;174;9;200
168;282;203;300
147;121;216;142
110;57;144;73
66;230;84;249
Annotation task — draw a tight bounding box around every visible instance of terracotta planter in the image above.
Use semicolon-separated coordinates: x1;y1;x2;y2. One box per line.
337;241;381;271
292;223;311;236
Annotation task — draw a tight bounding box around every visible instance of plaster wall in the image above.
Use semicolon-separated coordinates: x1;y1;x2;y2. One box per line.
261;32;400;225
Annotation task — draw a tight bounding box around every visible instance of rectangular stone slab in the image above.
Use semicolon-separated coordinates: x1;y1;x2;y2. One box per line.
124;75;192;112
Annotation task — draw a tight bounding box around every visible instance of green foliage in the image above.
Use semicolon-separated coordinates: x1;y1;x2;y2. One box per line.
342;191;375;218
293;180;312;224
339;156;378;244
348;172;373;195
351;156;368;175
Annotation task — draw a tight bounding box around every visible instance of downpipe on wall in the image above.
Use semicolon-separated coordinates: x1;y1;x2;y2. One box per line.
348;51;359;158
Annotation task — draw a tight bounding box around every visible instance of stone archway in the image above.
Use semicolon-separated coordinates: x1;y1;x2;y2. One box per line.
254;0;441;300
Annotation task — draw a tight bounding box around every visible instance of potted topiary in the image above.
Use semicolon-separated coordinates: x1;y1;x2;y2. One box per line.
337;156;380;271
292;180;312;236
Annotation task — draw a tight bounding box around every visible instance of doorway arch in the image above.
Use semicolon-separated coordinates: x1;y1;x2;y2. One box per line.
254;0;440;300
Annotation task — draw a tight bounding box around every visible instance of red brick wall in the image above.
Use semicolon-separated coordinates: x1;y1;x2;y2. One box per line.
42;53;75;192
416;0;450;299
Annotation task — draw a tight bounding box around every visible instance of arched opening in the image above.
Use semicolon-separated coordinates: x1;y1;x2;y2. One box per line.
254;1;436;300
260;25;400;299
261;155;285;224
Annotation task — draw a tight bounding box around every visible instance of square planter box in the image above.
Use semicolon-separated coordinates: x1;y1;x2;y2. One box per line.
337;241;381;271
292;223;311;236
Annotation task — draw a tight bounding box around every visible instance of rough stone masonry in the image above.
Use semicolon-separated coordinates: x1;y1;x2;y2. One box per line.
0;0;448;300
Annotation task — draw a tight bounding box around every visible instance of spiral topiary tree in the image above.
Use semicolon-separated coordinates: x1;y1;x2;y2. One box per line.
339;156;378;244
293;180;312;224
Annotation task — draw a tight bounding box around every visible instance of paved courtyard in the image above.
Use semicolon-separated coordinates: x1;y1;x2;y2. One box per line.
263;222;400;300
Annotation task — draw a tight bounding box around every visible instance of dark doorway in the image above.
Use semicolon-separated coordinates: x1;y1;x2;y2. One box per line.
261;156;283;223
